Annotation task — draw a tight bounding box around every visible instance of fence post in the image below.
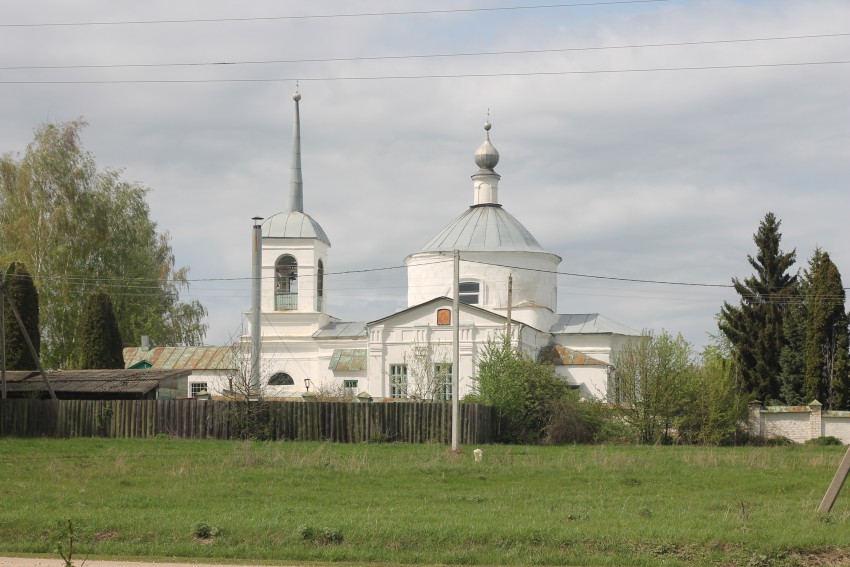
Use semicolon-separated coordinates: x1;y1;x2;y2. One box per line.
809;400;823;441
748;400;763;438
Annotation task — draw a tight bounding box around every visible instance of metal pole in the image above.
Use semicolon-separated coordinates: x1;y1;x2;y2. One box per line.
452;250;460;451
1;279;6;400
505;274;513;347
251;217;263;394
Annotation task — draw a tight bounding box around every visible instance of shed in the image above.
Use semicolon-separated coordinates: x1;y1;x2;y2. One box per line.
4;369;191;400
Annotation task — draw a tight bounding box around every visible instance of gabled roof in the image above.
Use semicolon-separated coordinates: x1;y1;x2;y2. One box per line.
312;322;367;339
123;346;237;371
539;344;607;367
6;369;191;396
549;314;640;336
367;296;544;332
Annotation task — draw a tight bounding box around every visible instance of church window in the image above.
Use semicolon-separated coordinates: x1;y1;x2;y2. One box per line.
459;281;480;305
390;364;408;398
275;255;298;310
434;363;452;401
268;372;295;386
317;259;324;311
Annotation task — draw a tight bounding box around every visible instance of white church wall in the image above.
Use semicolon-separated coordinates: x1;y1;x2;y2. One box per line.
406;250;560;330
555;366;611;400
367;301;520;400
261;237;328;314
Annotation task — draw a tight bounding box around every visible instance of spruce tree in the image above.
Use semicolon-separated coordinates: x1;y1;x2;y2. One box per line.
779;301;807;405
803;249;850;408
80;290;124;369
720;213;797;401
2;262;40;370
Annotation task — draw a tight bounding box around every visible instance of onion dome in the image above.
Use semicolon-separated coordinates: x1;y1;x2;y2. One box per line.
474;121;500;170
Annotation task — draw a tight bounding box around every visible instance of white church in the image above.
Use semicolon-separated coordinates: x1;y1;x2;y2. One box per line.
228;92;640;402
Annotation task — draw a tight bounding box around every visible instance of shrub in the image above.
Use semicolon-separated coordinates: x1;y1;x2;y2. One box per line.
545;392;605;444
805;436;843;446
191;522;221;539
367;432;390;444
298;524;343;545
474;338;573;443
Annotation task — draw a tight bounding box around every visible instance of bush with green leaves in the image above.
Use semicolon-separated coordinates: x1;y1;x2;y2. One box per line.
545;390;606;444
472;337;586;443
805;436;843;446
191;522;221;539
298;524;343;545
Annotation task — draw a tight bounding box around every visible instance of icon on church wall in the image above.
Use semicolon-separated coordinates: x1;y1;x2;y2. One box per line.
437;308;451;326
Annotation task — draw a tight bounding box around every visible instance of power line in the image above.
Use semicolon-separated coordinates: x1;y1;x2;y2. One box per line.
0;1;672;28
4;33;847;72
1;59;847;85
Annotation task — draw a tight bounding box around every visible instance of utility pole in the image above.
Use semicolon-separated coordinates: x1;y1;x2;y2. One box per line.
505;274;513;346
451;249;460;451
251;217;263;395
1;275;6;400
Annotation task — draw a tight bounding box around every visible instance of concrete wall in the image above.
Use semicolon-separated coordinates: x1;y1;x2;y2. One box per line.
749;401;850;444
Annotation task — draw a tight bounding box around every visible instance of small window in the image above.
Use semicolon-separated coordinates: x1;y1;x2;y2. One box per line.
343;380;358;395
459;281;480;305
317;259;325;312
268;372;295;386
190;382;208;398
390;364;408;398
434;363;452;401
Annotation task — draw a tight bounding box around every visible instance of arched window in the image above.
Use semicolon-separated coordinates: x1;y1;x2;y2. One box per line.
275;255;298;310
459;281;480;305
317;259;324;312
268;372;295;386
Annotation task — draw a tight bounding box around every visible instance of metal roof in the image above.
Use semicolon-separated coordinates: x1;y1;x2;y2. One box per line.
420;204;544;253
122;346;237;370
539;344;607;367
262;210;330;245
6;369;190;395
312;322;368;339
549;314;641;336
329;349;367;371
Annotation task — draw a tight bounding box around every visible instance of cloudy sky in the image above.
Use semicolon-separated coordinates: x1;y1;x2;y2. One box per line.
1;0;848;351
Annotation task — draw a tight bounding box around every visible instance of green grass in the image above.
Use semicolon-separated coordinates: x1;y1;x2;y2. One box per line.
1;438;849;566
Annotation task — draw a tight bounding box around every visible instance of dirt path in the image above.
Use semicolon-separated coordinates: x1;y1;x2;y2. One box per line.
0;558;300;567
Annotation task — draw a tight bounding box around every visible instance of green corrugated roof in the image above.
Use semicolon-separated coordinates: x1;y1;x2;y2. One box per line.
328;349;367;372
123;346;237;370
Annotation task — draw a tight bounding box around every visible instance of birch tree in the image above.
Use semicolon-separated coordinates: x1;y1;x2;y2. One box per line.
0;119;207;368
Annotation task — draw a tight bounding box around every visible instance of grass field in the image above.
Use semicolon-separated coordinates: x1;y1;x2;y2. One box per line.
1;438;849;566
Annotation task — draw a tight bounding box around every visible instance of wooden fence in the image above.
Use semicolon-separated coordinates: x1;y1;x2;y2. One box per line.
0;399;498;444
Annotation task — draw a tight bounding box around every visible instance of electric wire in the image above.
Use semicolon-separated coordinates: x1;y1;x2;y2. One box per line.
4;33;847;72
1;60;847;85
0;1;673;28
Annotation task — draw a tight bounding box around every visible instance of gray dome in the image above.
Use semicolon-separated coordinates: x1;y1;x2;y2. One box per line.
474;121;500;170
263;210;330;245
420;204;543;252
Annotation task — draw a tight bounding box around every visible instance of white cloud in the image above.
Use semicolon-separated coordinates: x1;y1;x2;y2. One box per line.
1;0;848;350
